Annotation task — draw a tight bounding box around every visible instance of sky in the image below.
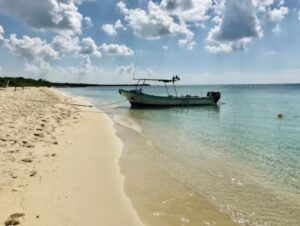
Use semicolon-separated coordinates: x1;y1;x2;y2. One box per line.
0;0;299;84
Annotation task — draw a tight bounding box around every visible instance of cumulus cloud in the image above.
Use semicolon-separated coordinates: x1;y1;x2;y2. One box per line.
160;0;212;23
51;34;80;53
100;43;134;56
268;6;289;22
0;0;83;34
0;24;62;77
3;34;59;62
206;38;251;53
25;60;52;77
178;34;196;50
206;0;263;53
116;64;134;75
117;1;193;41
205;43;232;53
79;37;101;57
162;45;168;50
209;0;262;42
84;16;93;29
102;20;125;36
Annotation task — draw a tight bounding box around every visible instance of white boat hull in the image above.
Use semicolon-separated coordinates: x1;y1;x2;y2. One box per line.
119;89;220;108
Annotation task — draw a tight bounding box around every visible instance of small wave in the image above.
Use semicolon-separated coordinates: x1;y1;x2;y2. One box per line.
113;114;155;146
114;114;143;135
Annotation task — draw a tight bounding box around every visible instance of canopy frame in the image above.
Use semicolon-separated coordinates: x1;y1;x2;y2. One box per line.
134;76;180;97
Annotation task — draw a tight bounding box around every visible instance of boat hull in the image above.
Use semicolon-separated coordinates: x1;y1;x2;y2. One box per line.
119;89;220;108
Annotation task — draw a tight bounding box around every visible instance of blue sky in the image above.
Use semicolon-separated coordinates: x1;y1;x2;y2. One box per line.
0;0;299;84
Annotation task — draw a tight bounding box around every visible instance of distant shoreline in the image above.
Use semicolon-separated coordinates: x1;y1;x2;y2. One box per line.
0;76;149;87
1;76;299;87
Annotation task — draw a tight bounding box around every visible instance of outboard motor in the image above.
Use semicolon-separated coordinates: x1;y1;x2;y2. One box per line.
207;92;221;103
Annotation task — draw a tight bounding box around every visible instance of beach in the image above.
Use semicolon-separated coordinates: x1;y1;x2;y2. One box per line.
0;87;143;226
1;85;299;226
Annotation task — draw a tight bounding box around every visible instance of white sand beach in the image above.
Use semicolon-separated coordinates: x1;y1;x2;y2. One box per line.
0;87;143;226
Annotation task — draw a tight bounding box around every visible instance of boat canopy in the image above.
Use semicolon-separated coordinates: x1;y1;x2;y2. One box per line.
134;75;180;83
134;75;180;97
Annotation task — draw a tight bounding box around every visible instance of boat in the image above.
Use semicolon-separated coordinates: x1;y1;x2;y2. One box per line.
119;76;221;108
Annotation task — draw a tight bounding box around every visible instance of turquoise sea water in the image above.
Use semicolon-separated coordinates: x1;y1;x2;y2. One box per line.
63;84;300;225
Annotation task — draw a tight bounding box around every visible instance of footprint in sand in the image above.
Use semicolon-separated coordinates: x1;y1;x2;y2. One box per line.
6;150;20;154
29;171;37;177
21;158;32;163
5;213;25;226
33;133;44;138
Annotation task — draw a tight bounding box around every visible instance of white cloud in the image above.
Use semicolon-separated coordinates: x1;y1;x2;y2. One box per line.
79;37;101;57
278;0;285;6
0;0;83;34
100;43;134;56
272;24;281;34
160;0;212;23
77;56;93;74
116;64;134;75
3;34;60;62
25;60;52;77
102;20;125;36
117;1;193;41
143;69;154;77
268;6;289;22
51;34;80;53
0;25;4;40
102;24;116;36
205;43;232;53
84;16;93;29
205;38;251;53
162;45;168;50
264;50;276;56
0;24;63;77
178;34;196;50
207;0;262;53
298;10;300;21
209;0;262;42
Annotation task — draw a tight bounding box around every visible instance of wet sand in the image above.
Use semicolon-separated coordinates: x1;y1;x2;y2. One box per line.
0;87;143;226
117;124;236;226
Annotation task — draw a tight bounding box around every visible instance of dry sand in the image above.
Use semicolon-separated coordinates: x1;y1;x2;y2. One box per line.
0;87;143;226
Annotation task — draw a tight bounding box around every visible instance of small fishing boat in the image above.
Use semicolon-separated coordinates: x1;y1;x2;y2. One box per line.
119;76;221;108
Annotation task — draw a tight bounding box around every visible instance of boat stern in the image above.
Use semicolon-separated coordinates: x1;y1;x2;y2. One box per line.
207;91;221;103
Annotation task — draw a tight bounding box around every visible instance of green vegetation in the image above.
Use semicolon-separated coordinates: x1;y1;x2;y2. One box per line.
0;77;51;87
0;76;141;87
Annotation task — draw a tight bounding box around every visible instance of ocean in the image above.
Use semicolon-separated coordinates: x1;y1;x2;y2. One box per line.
62;84;300;226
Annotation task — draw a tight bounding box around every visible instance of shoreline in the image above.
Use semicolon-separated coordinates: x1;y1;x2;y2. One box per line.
0;87;143;226
62;87;238;226
116;124;236;226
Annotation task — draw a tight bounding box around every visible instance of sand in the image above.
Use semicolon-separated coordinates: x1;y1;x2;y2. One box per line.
0;87;143;226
